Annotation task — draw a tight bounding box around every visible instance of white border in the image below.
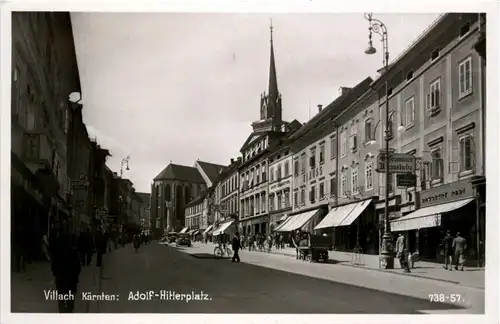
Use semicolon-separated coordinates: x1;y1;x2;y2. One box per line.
1;1;499;324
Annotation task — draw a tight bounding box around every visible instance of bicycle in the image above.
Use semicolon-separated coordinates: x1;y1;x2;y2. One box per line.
214;243;233;259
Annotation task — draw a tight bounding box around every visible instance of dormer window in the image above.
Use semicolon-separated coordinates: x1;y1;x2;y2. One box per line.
406;70;414;81
431;48;440;61
459;21;471;38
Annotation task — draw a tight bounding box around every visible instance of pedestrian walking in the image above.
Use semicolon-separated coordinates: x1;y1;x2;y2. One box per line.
442;230;454;271
133;232;142;252
396;233;411;273
452;232;467;271
50;231;81;313
231;232;241;262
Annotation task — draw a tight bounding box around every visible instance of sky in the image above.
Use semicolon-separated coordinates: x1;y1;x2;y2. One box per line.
70;12;441;194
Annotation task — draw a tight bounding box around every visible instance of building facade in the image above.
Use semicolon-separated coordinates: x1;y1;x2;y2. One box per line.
267;141;293;231
11;12;83;270
283;79;373;237
372;13;486;264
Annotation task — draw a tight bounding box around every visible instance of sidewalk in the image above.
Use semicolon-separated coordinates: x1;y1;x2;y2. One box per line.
182;242;484;313
267;247;485;289
11;260;99;313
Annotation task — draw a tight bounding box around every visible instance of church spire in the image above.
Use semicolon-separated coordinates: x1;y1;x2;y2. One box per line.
268;19;279;109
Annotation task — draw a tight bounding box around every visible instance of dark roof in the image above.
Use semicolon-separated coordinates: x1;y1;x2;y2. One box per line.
290;77;373;140
136;192;151;206
153;163;205;183
196;161;228;183
185;191;209;207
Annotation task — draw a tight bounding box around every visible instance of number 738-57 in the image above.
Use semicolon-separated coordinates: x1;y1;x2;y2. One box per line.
428;293;462;303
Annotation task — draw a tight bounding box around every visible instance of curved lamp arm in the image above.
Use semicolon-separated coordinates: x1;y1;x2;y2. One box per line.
368;110;400;145
364;13;389;70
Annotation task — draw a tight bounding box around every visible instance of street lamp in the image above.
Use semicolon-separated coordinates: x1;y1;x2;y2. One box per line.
364;12;395;269
367;110;404;146
120;155;131;178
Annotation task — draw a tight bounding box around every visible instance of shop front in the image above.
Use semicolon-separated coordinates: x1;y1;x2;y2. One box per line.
390;178;484;266
240;215;269;236
212;219;236;243
315;198;377;254
11;153;50;270
276;205;326;234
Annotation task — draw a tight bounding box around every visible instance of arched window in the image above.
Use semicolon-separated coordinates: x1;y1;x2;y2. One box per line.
185;186;190;204
365;118;373;143
164;184;171;202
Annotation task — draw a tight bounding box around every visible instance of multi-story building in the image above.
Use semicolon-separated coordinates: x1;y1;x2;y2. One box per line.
280;79;373;237
370;13;486;265
267;140;293;230
11;12;82;269
215;158;240;224
311;84;381;254
67;100;92;232
238;26;301;236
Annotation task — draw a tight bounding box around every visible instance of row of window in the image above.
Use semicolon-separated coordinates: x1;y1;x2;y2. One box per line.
269;190;291;211
240;192;267;218
220;174;238;198
240;162;267;191
269;160;290;182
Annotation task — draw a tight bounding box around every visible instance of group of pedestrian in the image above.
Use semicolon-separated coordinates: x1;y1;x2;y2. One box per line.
442;230;467;271
49;224;110;313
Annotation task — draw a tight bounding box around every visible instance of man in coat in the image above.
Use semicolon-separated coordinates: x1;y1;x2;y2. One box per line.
231;232;241;263
452;232;467;271
95;229;108;267
396;233;411;273
442;230;454;270
51;231;81;313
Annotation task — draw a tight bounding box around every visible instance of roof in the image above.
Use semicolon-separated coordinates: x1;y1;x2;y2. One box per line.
136;192;151;206
153;163;205;183
196;161;228;183
290;77;373;140
185;191;209;207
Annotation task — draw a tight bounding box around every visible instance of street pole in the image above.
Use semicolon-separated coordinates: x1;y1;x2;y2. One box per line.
364;13;394;269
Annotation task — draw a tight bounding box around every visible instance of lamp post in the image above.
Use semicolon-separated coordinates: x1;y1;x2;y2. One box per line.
120;155;130;178
364;12;395;269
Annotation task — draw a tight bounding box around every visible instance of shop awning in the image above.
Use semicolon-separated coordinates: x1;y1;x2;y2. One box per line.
180;227;189;233
277;209;319;232
188;230;196;235
212;220;234;236
337;199;372;227
203;225;213;234
193;230;200;235
274;216;292;232
390;198;474;232
279;214;288;221
314;202;358;230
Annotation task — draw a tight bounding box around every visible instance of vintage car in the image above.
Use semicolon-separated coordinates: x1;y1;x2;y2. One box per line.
168;232;179;243
176;233;192;247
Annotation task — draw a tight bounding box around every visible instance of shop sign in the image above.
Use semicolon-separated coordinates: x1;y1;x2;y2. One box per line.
376;153;416;173
396;173;417;188
419;179;474;208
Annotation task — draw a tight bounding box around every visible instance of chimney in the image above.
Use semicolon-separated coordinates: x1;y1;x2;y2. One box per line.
317;104;323;112
339;87;351;97
230;158;234;164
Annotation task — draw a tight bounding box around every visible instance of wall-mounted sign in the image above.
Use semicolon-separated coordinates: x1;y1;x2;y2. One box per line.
376;153;416;174
396;174;417;188
419;179;474;208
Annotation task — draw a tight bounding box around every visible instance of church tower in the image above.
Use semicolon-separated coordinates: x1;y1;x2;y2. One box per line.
253;21;283;133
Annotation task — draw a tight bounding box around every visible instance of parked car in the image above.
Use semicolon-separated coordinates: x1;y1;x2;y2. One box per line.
168;232;179;243
176;233;191;247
